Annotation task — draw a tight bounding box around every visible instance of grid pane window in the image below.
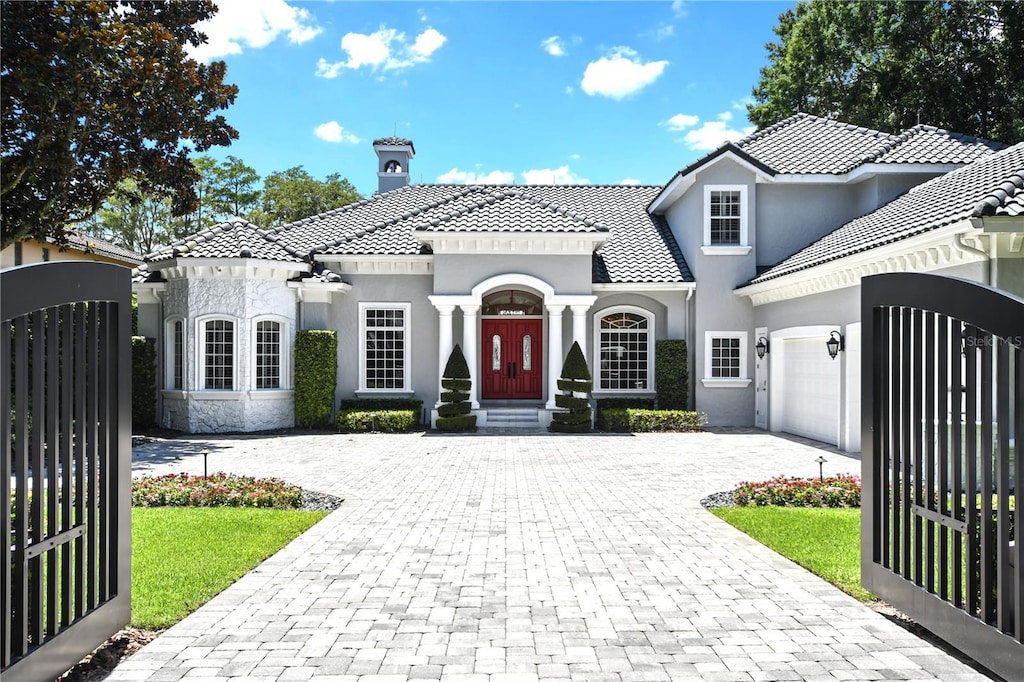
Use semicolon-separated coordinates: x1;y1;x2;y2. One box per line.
365;308;406;389
204;320;234;389
256;321;281;389
710;191;742;244
711;337;741;378
599;312;649;390
172;320;184;389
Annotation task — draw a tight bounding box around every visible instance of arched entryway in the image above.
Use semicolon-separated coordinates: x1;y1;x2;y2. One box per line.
480;289;544;400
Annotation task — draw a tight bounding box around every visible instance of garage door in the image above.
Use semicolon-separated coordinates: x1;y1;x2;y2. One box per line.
774;336;841;445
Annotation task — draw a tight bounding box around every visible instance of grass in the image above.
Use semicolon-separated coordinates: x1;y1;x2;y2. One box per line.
132;507;326;629
712;506;874;602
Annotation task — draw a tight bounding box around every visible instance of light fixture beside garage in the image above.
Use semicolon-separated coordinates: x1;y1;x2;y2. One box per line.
826;331;844;360
755;336;769;359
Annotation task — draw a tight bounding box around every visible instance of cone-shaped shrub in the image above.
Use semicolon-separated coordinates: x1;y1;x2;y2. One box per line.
550;341;592;433
436;344;477;431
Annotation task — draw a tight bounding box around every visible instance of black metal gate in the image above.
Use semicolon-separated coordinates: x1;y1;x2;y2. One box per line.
861;272;1023;679
2;261;132;682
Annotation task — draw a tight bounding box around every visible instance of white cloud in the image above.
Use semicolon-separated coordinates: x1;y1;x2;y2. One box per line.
564;85;574;95
662;113;700;131
189;0;321;62
620;178;641;185
581;47;668;100
653;23;675;41
314;121;360;144
437;168;515;185
671;0;688;18
682;120;756;151
316;25;447;77
521;166;590;185
541;36;566;56
569;153;581;161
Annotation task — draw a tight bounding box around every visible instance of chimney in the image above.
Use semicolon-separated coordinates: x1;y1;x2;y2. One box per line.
373;136;415;194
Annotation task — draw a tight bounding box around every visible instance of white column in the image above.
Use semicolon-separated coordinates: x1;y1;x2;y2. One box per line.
436;305;454;406
546;304;565;409
571;305;590;353
460;304;480;408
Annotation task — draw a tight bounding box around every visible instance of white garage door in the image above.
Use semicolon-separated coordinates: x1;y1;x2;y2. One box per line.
776;336;841;445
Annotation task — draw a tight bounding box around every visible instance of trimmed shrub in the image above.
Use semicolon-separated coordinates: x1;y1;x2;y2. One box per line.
599;408;706;433
550;341;593;433
336;409;418;432
595;397;656;426
131;336;156;430
655;339;688;409
436;344;476;431
338;397;423;413
294;330;337;428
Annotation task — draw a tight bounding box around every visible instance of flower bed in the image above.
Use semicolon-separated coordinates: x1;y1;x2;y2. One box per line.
132;473;303;509
733;473;861;507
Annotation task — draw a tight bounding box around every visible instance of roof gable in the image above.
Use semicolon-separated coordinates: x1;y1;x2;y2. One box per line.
146;217;305;263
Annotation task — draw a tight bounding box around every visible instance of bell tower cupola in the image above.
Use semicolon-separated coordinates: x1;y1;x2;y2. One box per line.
373;136;415;194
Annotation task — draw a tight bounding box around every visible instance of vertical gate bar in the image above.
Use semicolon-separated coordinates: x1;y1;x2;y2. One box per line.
980;333;994;623
12;316;29;658
60;304;73;629
73;302;86;618
97;302;110;602
891;307;903;576
994;340;1011;633
937;315;950;601
2;318;12;666
879;307;891;568
912;309;925;586
952;320;964;609
1015;346;1024;642
86;301;99;610
924;311;936;593
966;325;979;616
30;309;45;648
46;307;60;637
902;307;914;581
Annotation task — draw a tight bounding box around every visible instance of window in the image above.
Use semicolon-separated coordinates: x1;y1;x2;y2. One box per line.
255;320;282;389
595;308;653;391
703;185;750;254
702;331;750;388
166;318;185;390
202;318;235;390
359;303;411;391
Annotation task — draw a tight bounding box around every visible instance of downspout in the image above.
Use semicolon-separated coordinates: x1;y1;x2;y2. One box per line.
954;231;991;285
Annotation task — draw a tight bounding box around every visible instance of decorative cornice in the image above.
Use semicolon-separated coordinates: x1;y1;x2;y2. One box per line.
417;232;607;255
314;255;433;275
147;257;308;281
593;282;695;292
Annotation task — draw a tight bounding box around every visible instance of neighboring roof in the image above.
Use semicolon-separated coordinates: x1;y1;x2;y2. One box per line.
144;217;306;263
749;142;1024;284
45;230;144;265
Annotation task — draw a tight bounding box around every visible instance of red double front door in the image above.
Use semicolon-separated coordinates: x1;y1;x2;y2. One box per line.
481;318;543;400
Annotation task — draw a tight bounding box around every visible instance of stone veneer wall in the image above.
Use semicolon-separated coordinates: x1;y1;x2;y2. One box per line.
161;271;298;433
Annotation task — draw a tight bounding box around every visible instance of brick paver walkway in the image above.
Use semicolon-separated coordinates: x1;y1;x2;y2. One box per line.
111;430;990;681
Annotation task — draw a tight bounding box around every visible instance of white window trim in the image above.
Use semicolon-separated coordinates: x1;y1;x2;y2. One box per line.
195;314;240;392
250;315;292;391
702;330;752;388
164;315;186;391
592;305;656;394
358;302;412;393
702;184;751;255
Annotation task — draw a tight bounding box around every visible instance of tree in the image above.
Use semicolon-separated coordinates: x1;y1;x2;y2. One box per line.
209;155;261;219
749;0;1024;143
436;344;476;432
251;166;362;226
80;179;191;255
1;1;239;249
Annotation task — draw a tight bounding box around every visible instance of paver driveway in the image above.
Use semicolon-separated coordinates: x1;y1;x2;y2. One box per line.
112;430;991;681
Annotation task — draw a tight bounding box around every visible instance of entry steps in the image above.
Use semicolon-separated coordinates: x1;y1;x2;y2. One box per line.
485;407;541;428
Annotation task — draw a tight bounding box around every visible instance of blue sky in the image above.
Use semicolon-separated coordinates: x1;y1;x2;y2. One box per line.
191;1;793;197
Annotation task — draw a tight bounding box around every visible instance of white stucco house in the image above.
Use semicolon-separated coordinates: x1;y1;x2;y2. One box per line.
133;114;1024;449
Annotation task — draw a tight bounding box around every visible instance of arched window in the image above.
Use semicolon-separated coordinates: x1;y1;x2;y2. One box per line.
595;307;653;391
384;160;402;173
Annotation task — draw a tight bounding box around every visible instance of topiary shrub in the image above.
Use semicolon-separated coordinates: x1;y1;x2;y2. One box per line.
131;336;156;430
294;330;337;428
655;339;688;409
550;341;592;433
436;344;476;431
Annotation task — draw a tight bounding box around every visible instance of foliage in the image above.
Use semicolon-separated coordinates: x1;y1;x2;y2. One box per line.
1;1;239;249
132;473;303;508
749;0;1024;143
250;166;362;225
79;179;192;255
712;506;872;602
733;474;861;507
655;340;688;409
338;397;423;412
595;397;656;425
336;409;419;432
598;408;706;433
208;155;261;219
132;506;325;628
550;341;593;433
437;344;476;431
293;330;337;428
131;336;156;429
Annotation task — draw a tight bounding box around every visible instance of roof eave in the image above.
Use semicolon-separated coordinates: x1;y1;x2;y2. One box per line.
648;145;776;214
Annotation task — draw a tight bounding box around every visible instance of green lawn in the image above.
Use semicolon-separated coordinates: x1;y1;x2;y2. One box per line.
711;506;874;602
132;507;326;629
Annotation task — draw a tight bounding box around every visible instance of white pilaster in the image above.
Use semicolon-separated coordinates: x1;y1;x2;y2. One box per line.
546;304;566;409
460;304;480;408
571;304;590;352
436;304;455;406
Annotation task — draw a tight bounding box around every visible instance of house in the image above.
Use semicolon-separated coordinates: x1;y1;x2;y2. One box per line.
133;116;1023;448
1;230;143;270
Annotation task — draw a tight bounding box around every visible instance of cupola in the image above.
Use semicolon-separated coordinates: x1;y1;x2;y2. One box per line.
373;136;415;193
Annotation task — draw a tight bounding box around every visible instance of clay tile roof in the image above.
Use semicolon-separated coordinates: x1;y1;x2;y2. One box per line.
372;136;415;153
750;142;1024;284
57;230;144;265
867;125;1006;164
414;187;607;234
144;217;306;263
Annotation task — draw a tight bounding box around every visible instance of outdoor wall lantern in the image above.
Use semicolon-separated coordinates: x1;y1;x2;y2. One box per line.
755;336;769;359
826;331;844;360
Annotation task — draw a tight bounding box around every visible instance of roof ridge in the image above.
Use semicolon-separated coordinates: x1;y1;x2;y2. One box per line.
413;186;607;232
